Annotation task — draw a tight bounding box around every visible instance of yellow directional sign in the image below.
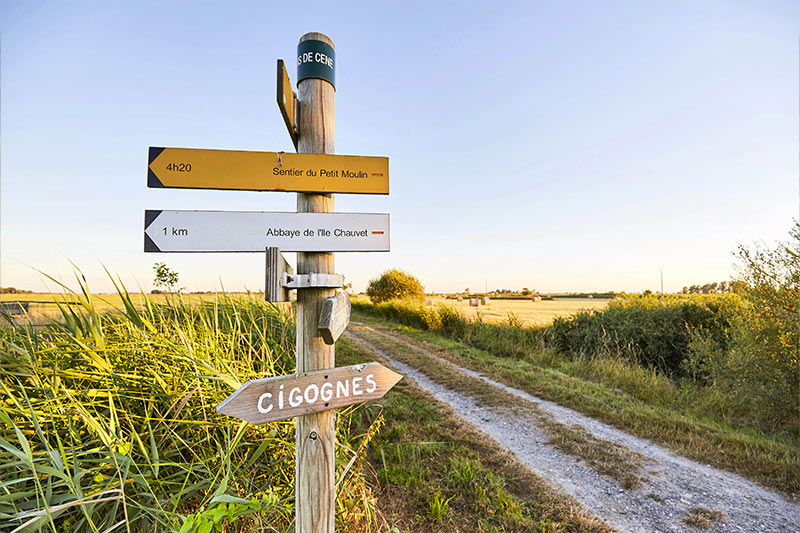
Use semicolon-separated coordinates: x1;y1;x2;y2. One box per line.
147;147;389;194
277;59;298;149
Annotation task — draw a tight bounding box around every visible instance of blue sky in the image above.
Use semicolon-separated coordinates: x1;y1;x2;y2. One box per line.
2;1;798;294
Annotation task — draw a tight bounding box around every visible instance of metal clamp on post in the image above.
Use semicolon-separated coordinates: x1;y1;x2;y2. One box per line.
281;272;344;289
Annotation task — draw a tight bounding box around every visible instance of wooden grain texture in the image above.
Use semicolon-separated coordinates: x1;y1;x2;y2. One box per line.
265;247;293;302
215;362;401;424
318;292;351;345
295;31;336;533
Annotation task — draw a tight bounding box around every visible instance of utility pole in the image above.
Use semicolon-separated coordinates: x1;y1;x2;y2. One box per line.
295;32;336;533
660;269;664;295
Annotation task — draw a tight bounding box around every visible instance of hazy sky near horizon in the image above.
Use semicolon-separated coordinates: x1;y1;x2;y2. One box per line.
2;1;798;294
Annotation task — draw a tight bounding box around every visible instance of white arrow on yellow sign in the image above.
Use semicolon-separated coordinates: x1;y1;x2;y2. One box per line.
147;147;388;194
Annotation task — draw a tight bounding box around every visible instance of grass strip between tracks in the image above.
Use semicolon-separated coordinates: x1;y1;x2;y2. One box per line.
337;335;618;533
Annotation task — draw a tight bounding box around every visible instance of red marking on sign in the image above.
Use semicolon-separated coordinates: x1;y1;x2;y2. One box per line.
371;231;384;235
371;173;384;176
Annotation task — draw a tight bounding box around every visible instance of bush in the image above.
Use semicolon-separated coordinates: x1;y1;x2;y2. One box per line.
548;294;743;377
687;222;799;430
366;269;425;304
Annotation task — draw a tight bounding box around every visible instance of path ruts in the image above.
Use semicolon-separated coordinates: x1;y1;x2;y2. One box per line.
346;323;799;533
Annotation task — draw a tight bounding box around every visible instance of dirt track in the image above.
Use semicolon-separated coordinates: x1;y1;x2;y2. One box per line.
346;324;799;533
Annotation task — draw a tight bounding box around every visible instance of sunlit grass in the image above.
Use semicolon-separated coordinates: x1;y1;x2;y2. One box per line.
0;277;375;531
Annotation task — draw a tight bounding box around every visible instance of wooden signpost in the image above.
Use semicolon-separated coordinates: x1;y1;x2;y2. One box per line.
216;362;401;425
144;32;398;533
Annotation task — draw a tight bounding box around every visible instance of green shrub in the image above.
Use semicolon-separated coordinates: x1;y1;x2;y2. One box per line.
687;222;799;431
366;269;425;304
548;294;744;377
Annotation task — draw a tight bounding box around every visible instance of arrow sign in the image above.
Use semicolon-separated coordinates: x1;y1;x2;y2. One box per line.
144;210;390;253
216;362;403;425
277;59;298;149
147;147;389;194
319;292;351;345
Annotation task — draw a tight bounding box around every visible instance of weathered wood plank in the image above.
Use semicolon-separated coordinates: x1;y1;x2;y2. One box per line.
265;247;293;302
318;292;350;345
215;361;402;425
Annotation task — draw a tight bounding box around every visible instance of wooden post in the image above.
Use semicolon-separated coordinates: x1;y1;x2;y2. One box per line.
295;32;336;533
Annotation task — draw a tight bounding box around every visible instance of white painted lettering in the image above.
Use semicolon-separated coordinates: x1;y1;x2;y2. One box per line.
257;392;273;414
321;382;333;402
304;384;320;404
366;374;377;394
336;380;349;398
352;377;363;396
278;385;285;409
288;387;302;407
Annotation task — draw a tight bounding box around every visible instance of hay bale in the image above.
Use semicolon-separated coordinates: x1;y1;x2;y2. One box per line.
469;298;479;307
457;296;463;301
426;298;432;305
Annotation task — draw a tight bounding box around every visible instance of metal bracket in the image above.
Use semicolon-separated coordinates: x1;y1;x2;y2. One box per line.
282;272;343;289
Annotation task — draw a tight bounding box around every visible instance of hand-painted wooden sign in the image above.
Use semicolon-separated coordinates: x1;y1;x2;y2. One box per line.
144;210;390;253
216;362;402;424
319;292;351;345
147;147;388;194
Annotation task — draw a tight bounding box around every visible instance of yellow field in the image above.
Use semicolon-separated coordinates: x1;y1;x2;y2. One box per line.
0;292;274;323
3;293;610;327
426;296;609;326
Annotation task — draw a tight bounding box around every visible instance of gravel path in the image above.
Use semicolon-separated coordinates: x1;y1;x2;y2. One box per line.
346;326;799;533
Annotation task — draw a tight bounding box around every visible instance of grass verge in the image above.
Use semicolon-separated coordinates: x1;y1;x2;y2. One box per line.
337;336;617;533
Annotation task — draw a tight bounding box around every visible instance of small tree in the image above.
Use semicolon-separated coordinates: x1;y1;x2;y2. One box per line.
366;269;425;304
153;262;180;293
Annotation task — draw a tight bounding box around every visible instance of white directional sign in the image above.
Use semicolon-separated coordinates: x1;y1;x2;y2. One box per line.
144;210;390;253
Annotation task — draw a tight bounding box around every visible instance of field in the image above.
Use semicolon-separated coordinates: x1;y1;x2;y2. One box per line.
420;296;609;326
0;292;290;323
2;293;604;327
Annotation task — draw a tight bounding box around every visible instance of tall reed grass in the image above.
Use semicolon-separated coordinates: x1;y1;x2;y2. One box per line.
1;278;378;532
